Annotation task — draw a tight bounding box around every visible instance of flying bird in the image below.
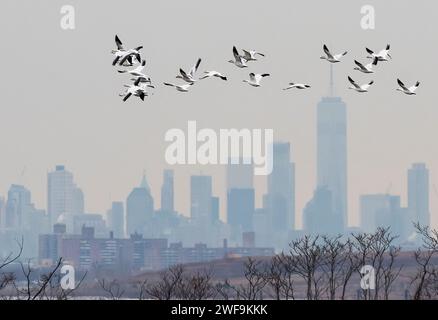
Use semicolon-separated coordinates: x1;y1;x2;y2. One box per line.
240;49;265;62
354;57;379;74
111;35;143;66
119;78;149;101
348;76;374;93
320;45;348;63
228;46;248;68
199;71;227;81
283;83;311;90
163;82;194;92
118;60;150;82
176;58;202;84
396;79;420;95
243;73;270;87
366;44;392;61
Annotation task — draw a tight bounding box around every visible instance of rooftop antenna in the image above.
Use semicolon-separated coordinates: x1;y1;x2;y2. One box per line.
329;64;334;97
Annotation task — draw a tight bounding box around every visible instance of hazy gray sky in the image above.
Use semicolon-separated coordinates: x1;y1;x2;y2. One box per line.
1;0;437;228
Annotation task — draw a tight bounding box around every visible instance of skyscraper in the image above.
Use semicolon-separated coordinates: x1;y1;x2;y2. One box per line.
190;175;212;224
316;74;348;230
227;160;253;190
161;170;174;212
227;188;255;233
47;165;79;227
408;163;430;228
360;194;402;234
126;175;154;236
5;184;31;229
303;186;343;235
266;142;295;231
107;201;124;238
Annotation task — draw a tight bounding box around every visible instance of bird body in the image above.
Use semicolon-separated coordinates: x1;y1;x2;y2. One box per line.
163;82;194;92
243;73;270;87
199;71;227;81
348;76;374;93
283;83;311;90
354;57;379;74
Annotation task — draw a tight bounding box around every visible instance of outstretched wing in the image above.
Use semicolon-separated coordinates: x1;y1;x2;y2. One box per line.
354;60;365;69
348;76;360;89
115;35;124;50
190;58;201;77
366;48;374;55
163;82;175;87
323;45;334;59
397;79;409;91
233;46;240;60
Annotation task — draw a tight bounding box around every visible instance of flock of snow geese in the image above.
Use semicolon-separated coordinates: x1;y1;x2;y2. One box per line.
111;35;421;102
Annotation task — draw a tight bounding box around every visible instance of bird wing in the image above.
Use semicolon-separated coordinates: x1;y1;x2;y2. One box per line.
366;48;374;55
163;82;175;87
190;58;201;77
363;81;374;89
397;79;409;91
180;68;189;79
242;50;252;59
123;92;132;102
115;35;124;50
233;46;240;60
323;45;334;59
348;76;360;89
386;44;390;50
261;74;270;78
255;52;265;57
354;60;365;69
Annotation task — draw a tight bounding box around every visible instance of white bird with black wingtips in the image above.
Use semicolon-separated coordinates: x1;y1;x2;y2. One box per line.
354;57;379;74
348;76;374;93
243;73;270;87
118;60;150;82
320;44;348;63
176;58;202;84
283;83;311;90
366;44;392;62
240;49;265;62
120;78;148;102
228;46;248;68
111;35;143;66
397;79;420;95
163;82;194;92
199;71;227;81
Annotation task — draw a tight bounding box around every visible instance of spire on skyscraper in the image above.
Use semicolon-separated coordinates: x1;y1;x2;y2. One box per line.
140;171;150;192
329;64;334;97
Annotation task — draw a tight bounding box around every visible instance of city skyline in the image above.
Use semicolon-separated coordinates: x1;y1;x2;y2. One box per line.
1;0;438;231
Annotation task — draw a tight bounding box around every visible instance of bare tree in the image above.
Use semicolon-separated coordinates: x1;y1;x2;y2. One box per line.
146;265;185;300
99;279;125;300
178;269;216;300
265;254;295;300
289;236;325;300
320;235;357;300
232;258;267;300
410;223;438;300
